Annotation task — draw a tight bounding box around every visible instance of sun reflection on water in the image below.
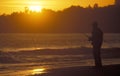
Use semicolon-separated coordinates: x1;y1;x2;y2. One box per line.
32;68;47;75
9;68;48;76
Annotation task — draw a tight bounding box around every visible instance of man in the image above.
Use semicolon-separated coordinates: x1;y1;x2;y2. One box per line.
89;22;103;68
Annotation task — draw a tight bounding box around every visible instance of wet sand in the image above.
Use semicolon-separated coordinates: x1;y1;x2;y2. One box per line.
30;64;120;76
0;48;120;76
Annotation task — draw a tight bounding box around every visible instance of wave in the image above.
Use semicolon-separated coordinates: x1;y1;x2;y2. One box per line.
0;46;88;52
0;51;20;63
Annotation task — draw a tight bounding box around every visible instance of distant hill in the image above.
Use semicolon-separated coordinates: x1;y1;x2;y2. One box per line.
0;5;120;33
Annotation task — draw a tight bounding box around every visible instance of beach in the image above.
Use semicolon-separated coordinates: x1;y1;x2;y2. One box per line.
0;33;120;76
28;64;120;76
0;48;120;76
0;1;120;75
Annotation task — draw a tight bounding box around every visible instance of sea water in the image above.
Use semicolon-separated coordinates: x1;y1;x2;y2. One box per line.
0;33;120;76
0;33;120;52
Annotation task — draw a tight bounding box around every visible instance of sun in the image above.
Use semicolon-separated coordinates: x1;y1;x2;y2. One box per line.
29;5;42;12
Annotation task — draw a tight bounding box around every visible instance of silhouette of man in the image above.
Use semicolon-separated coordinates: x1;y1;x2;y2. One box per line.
89;22;103;68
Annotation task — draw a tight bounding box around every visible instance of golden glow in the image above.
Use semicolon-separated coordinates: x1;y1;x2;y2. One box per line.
32;68;46;75
9;68;47;76
0;0;115;14
29;5;42;12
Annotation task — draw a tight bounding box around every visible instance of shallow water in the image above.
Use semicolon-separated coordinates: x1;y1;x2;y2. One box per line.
0;49;120;76
0;33;120;76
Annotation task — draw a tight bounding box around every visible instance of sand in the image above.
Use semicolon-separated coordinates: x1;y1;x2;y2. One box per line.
29;64;120;76
0;48;120;76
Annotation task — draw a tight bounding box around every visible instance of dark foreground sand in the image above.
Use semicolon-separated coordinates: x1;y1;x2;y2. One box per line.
30;64;120;76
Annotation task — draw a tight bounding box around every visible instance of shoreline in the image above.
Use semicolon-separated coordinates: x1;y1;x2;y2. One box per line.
0;48;120;76
29;64;120;76
0;48;120;63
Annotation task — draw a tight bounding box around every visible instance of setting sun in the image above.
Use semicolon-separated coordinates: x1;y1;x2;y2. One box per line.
29;5;42;12
0;0;115;14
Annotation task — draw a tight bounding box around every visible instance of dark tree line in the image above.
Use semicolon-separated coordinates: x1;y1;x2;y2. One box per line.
0;4;120;33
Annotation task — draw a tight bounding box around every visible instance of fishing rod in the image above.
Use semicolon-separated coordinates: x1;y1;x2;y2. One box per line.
83;34;92;41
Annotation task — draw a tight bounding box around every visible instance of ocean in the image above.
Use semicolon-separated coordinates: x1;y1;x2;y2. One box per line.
0;33;120;76
0;33;120;52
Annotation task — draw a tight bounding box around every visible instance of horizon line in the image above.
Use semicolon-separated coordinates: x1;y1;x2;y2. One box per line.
0;4;117;15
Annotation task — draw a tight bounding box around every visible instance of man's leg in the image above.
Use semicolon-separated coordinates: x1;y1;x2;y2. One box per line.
93;46;102;68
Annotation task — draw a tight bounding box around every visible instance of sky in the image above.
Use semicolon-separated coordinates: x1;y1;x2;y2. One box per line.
0;0;115;14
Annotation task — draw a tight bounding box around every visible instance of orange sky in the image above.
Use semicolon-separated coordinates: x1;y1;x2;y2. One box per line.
0;0;115;14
